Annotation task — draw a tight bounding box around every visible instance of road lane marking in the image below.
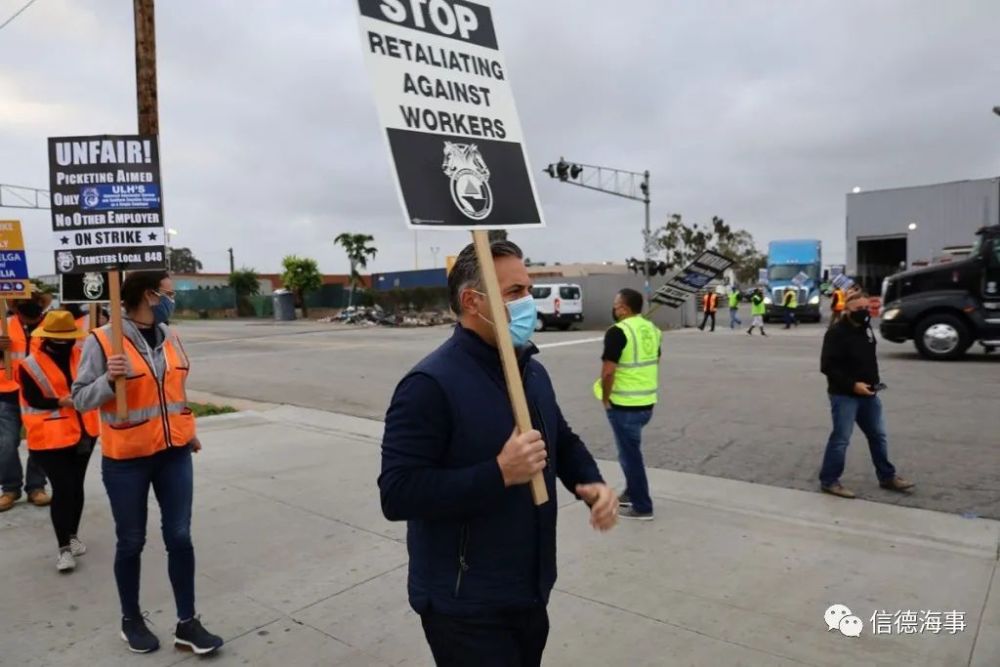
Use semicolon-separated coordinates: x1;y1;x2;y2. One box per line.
536;336;604;350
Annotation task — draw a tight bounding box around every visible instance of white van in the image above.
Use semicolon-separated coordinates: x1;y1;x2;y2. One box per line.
530;283;584;331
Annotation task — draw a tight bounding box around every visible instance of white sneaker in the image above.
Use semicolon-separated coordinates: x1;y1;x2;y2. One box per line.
69;537;87;557
57;550;76;572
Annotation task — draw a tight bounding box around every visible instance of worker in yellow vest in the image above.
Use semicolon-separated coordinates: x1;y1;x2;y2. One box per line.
73;271;224;655
782;288;799;329
698;290;719;332
0;289;51;512
19;310;100;572
595;288;662;520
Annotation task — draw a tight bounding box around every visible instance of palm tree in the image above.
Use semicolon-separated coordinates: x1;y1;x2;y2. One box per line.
334;233;378;307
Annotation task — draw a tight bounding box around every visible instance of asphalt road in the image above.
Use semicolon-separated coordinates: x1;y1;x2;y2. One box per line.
178;317;1000;519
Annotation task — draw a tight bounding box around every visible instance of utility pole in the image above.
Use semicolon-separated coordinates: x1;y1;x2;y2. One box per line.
228;247;235;273
642;170;651;302
134;0;158;136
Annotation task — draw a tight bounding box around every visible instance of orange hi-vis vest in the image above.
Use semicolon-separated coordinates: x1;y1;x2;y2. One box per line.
703;293;719;313
92;326;196;460
74;316;90;349
19;347;100;451
0;316;42;393
832;288;846;313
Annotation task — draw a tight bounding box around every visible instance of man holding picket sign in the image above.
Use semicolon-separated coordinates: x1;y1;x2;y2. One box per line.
379;241;617;665
360;1;617;662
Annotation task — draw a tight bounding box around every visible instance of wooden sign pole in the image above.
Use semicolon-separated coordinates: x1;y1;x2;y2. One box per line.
89;304;99;331
471;230;548;506
108;272;128;420
0;298;9;377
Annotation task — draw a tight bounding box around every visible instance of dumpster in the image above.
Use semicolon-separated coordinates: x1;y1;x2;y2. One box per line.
273;290;296;321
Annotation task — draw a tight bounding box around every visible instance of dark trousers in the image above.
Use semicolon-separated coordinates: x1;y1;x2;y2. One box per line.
0;400;46;494
784;307;797;327
102;445;195;620
32;440;94;548
421;607;549;667
698;311;716;331
607;408;654;513
819;394;897;487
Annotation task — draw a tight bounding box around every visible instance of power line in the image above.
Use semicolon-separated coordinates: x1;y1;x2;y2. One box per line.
0;0;41;34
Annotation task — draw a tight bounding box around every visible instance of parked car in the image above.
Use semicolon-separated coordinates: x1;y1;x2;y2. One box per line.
531;283;584;331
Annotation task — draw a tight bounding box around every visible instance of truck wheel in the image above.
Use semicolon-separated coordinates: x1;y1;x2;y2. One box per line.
914;314;970;361
534;316;545;332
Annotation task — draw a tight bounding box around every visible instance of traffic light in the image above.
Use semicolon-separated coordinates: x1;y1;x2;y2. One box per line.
555;159;569;181
544;159;582;182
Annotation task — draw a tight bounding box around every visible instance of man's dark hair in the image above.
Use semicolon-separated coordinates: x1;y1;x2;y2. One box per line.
447;240;524;314
122;270;170;310
618;288;643;315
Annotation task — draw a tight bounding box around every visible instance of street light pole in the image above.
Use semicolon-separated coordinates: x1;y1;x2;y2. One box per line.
642;170;651;302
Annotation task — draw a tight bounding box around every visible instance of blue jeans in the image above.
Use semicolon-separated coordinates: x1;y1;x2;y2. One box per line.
102;445;196;620
819;394;897;487
729;307;742;329
606;408;654;514
0;400;46;494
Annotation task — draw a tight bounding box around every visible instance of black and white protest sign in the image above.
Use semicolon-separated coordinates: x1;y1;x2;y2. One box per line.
651;250;734;308
47;135;166;274
60;271;111;303
356;0;543;229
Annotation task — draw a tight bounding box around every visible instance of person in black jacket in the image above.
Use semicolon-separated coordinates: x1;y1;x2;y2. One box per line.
379;240;617;667
819;292;914;498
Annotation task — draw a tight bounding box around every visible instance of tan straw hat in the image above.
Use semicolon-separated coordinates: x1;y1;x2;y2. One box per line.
31;310;86;340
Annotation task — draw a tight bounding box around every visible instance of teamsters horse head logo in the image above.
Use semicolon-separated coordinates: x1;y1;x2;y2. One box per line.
83;272;105;300
442;142;493;221
56;251;75;273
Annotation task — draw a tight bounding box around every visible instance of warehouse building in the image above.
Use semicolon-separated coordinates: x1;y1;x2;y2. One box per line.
846;177;1000;293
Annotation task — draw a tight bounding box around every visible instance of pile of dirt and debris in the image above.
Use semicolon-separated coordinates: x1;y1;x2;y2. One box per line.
318;306;454;328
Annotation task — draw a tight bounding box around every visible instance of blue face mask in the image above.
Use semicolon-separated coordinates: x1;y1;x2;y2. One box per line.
475;291;537;348
505;294;537;348
152;292;175;324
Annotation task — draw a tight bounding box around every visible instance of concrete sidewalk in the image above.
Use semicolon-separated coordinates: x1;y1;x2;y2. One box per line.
0;406;997;666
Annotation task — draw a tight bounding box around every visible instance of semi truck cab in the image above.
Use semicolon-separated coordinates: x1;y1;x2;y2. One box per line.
764;239;823;323
880;225;1000;360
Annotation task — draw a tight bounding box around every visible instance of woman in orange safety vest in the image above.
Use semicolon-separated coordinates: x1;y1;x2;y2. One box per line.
72;271;223;655
19;310;100;573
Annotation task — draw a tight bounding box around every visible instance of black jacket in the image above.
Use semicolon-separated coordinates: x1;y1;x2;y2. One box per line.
821;318;880;395
379;325;603;616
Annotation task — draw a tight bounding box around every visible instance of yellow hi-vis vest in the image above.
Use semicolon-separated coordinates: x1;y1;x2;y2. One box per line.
783;289;798;308
593;315;662;406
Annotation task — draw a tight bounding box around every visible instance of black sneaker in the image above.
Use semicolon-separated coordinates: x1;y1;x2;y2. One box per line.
618;491;632;507
174;616;224;655
619;507;654;521
121;614;160;654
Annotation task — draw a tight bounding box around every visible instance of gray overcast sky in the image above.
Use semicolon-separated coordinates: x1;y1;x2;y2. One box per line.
1;0;999;275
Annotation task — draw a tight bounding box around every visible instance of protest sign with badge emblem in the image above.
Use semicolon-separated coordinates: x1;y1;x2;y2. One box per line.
356;0;549;505
47;135;167;274
356;0;543;230
60;271;111;303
